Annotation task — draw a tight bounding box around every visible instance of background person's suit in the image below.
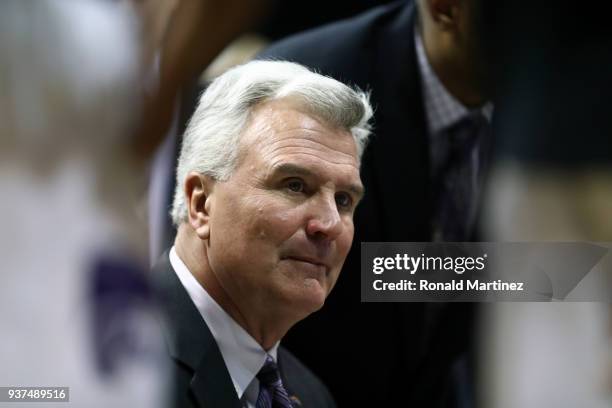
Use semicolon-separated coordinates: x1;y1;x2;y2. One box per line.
152;252;337;408
258;2;475;407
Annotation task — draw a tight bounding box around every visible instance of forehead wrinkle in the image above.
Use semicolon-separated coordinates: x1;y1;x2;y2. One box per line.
241;119;357;163
262;130;355;152
259;142;359;167
259;131;358;159
242;103;360;179
245;100;357;149
265;150;360;171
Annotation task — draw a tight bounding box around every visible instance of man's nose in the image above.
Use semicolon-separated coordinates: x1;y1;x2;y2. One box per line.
305;194;343;241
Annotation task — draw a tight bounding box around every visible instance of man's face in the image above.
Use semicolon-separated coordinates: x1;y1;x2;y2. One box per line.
205;100;362;320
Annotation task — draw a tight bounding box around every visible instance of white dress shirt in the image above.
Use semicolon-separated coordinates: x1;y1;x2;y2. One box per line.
169;246;280;408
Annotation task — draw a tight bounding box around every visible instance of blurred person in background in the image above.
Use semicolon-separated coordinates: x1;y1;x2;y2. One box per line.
478;1;612;407
0;0;268;406
255;0;493;406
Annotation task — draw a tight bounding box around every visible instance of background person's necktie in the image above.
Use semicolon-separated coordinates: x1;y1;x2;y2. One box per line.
433;112;490;241
255;356;294;408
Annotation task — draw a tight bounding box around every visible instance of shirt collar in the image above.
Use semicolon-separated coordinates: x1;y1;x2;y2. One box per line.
414;26;493;135
169;246;279;401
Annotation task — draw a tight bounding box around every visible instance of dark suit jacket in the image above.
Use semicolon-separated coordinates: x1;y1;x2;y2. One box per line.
258;2;475;407
152;252;337;408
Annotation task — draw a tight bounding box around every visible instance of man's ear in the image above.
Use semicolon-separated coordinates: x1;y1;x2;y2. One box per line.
427;0;460;30
184;171;215;240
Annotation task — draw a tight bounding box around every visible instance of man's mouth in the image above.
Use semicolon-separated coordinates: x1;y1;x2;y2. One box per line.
282;255;329;276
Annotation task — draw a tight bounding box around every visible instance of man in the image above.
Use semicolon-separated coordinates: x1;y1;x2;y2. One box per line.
152;60;373;407
258;0;492;406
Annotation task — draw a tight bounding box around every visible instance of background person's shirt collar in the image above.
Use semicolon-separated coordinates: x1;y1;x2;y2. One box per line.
169;246;279;406
414;26;492;135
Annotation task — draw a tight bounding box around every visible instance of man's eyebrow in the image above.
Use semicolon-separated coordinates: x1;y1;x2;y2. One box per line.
271;163;315;178
271;163;365;199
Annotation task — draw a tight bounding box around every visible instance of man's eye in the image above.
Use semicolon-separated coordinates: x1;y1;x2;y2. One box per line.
335;192;353;209
286;179;305;193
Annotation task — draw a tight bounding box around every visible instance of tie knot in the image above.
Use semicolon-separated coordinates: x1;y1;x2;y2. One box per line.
255;355;295;407
257;356;282;387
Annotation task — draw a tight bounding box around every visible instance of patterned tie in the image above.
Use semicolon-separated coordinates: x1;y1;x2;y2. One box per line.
255;355;294;408
433;112;490;241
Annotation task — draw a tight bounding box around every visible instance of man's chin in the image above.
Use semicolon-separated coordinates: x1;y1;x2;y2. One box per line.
285;283;328;317
275;263;331;314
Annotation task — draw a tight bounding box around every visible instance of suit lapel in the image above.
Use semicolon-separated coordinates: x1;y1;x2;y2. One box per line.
353;3;434;390
362;2;432;242
190;345;242;408
152;253;241;408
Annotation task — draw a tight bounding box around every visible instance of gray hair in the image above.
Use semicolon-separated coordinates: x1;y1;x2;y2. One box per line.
170;60;373;226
